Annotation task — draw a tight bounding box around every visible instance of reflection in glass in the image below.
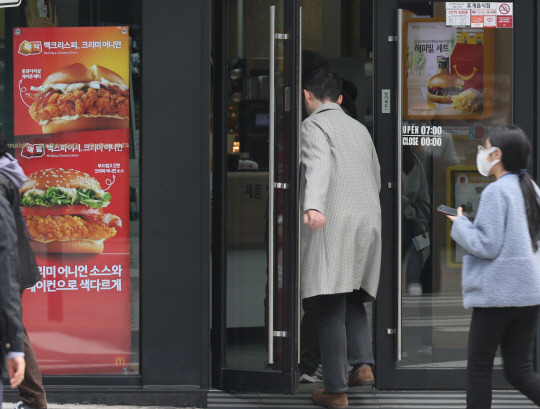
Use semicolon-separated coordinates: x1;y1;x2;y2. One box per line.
399;3;513;368
224;0;285;370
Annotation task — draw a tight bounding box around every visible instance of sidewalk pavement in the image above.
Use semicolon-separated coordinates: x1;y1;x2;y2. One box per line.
3;405;197;409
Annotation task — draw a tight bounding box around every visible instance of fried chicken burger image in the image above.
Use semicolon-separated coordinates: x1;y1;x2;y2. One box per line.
20;168;122;253
27;63;129;134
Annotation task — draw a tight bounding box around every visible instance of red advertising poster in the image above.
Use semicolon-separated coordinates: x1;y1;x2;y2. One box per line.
13;27;131;375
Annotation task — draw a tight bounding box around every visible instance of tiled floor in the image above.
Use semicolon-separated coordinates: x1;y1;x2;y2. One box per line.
208;387;537;408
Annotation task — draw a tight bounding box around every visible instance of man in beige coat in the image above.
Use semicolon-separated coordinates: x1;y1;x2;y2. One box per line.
300;67;381;409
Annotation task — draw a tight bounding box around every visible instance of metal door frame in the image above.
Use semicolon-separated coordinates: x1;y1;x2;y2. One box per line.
374;0;537;389
211;0;301;394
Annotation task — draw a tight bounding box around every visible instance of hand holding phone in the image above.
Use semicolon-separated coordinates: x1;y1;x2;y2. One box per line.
437;204;458;216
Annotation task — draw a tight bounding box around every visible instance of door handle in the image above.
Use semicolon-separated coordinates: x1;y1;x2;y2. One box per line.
396;8;404;361
297;5;303;367
268;4;276;365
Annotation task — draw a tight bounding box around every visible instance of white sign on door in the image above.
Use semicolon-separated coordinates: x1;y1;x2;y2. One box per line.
0;0;21;7
382;89;391;114
446;2;513;28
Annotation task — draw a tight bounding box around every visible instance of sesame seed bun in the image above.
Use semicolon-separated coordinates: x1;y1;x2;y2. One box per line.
20;168;102;194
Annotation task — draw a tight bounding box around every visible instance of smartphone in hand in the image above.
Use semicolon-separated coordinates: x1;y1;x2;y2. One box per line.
437;204;458;216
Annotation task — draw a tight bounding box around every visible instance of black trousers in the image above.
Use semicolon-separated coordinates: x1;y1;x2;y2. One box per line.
300;293;374;378
303;292;374;393
467;305;540;409
299;297;321;375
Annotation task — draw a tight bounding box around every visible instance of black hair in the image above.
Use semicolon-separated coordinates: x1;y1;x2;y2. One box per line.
0;129;7;158
485;125;540;251
303;67;342;103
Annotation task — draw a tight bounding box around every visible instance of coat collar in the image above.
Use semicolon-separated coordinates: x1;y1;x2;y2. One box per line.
311;102;342;116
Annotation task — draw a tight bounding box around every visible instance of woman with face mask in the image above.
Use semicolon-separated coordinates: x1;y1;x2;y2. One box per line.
447;125;540;409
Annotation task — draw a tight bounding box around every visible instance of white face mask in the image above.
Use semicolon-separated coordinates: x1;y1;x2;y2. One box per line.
476;146;500;176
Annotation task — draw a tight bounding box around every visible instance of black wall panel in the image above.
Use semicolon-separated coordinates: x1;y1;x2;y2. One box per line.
141;0;210;388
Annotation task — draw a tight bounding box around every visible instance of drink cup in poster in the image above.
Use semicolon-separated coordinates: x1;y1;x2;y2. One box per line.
15;130;132;374
13;26;130;136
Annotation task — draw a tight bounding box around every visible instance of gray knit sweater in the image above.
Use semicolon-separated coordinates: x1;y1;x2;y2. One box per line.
451;173;540;309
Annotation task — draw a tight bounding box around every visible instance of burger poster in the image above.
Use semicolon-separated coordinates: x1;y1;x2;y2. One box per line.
13;27;132;375
15;131;131;375
13;26;129;136
404;18;494;119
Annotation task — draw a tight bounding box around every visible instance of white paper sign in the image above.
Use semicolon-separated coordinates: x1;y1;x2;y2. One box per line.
446;9;471;27
0;0;21;7
382;89;391;113
446;2;513;27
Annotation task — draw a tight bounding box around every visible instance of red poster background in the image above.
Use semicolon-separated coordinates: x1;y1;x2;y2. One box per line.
13;27;132;375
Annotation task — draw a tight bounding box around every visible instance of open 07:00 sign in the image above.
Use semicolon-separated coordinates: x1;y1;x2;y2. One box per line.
13;27;131;375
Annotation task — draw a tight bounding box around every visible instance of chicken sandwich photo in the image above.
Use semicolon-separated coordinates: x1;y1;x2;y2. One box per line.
27;63;129;134
20;168;122;253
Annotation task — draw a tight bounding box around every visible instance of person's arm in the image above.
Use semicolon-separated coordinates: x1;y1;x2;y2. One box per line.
301;119;331;219
450;186;506;259
371;143;381;192
0;192;25;386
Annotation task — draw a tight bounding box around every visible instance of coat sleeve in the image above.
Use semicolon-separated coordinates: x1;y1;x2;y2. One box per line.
0;190;24;356
301;119;332;214
371;143;381;192
450;186;506;259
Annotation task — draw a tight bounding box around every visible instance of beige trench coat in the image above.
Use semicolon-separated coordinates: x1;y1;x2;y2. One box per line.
300;103;382;300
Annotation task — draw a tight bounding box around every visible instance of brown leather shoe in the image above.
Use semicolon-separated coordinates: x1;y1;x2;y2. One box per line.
312;388;348;409
348;365;375;386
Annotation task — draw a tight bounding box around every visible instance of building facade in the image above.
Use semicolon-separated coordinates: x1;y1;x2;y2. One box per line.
2;0;538;407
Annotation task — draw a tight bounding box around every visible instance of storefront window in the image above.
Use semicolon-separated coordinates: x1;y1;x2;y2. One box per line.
5;0;141;375
399;3;513;368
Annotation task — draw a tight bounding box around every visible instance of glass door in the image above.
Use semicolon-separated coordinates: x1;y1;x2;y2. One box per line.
211;0;300;393
376;0;535;389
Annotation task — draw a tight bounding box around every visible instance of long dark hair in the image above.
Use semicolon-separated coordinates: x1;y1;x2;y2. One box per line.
485;125;540;251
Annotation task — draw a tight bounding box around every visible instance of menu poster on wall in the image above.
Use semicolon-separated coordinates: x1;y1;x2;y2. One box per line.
403;18;494;120
13;27;131;375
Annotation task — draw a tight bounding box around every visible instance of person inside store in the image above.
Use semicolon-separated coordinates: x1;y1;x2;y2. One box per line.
0;137;27;407
300;67;381;409
298;51;376;389
402;145;430;296
446;125;540;409
0;134;47;409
